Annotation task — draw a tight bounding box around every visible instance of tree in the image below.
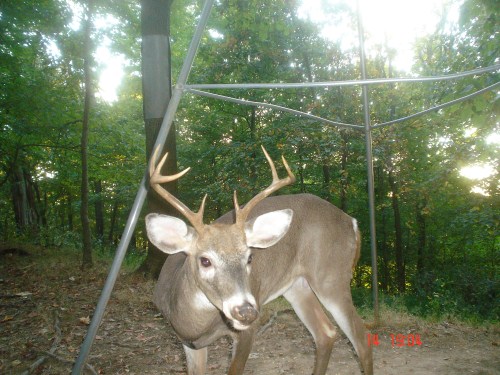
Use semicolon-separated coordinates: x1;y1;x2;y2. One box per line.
0;0;497;319
80;0;95;269
139;0;178;277
0;0;74;237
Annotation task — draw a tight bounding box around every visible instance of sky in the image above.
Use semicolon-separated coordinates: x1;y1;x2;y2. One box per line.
66;1;125;103
93;15;126;103
297;0;462;71
95;41;126;103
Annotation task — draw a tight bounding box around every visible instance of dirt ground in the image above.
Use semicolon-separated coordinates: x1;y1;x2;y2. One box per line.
1;247;499;375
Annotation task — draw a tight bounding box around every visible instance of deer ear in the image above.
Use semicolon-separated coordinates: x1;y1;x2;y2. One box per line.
146;214;195;254
245;209;293;248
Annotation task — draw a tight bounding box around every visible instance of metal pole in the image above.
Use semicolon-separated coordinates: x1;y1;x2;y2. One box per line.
69;0;497;369
186;88;365;131
185;64;499;90
71;1;215;373
373;81;500;129
356;0;379;322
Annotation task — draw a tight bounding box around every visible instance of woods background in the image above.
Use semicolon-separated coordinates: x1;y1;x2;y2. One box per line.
0;0;498;322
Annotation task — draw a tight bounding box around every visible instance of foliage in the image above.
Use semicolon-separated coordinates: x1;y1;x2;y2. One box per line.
0;0;498;321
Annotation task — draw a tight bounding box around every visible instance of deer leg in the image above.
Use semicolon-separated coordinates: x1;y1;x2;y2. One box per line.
227;327;256;375
315;292;373;375
183;344;207;375
284;277;337;375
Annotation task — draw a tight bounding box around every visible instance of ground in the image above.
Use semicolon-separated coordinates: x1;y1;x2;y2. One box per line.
1;246;499;375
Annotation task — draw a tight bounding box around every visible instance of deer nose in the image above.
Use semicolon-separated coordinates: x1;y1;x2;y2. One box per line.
231;302;258;325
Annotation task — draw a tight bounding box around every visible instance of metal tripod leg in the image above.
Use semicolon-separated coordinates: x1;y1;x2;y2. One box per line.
71;1;215;373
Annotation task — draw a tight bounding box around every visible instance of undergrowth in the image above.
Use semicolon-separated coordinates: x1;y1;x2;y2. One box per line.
352;287;499;326
2;240;497;327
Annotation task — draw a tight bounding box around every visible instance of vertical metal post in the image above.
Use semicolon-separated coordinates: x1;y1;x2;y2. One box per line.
71;1;215;373
356;0;379;322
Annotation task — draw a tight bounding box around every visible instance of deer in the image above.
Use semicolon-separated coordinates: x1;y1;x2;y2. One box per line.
145;146;373;375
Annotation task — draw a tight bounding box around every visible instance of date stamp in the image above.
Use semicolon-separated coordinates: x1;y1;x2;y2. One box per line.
367;333;422;348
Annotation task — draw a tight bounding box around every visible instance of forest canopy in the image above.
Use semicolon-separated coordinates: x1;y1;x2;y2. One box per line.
0;0;498;321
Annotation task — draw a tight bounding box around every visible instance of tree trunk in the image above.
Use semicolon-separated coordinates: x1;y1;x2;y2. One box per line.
93;180;104;242
11;166;29;231
379;207;390;292
67;194;73;231
108;199;119;245
80;0;94;269
138;0;177;278
339;130;349;212
297;148;306;193
416;198;427;277
248;107;257;195
322;164;331;201
388;169;405;293
41;191;47;227
11;165;40;232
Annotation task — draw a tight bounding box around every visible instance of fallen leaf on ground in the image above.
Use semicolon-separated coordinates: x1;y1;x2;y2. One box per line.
1;315;14;323
79;316;90;325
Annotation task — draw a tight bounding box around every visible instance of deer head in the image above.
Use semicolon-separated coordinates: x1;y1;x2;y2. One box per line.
145;146;295;330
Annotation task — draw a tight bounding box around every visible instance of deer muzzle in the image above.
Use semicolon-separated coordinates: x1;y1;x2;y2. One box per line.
231;302;259;326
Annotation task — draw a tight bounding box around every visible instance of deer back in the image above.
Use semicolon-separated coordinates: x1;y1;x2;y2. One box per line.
215;193;360;306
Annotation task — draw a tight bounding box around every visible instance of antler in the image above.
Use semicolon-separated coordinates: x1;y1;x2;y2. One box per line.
149;146;206;233
233;146;296;226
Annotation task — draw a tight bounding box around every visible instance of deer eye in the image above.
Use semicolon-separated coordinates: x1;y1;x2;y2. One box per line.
200;257;212;268
247;254;253;265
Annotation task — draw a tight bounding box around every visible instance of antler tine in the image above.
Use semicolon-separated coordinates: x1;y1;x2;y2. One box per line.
235;146;296;226
261;146;279;182
149;146;206;233
233;190;240;216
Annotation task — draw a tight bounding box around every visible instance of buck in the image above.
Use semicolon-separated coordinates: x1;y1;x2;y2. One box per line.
146;146;373;375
